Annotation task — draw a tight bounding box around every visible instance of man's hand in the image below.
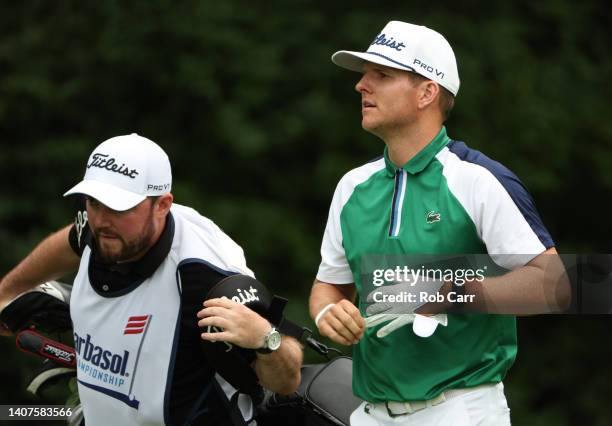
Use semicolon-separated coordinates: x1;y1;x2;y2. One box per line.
198;295;303;395
197;297;272;349
316;299;365;345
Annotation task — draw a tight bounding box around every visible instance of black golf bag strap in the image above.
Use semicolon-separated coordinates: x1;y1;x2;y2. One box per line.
267;296;287;325
277;317;310;342
269;295;310;343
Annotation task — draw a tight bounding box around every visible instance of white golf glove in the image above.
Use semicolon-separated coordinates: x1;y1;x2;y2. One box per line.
364;313;447;338
364;313;415;338
364;272;448;338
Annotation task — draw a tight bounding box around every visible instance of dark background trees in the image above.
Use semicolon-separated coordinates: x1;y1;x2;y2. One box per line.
1;1;610;424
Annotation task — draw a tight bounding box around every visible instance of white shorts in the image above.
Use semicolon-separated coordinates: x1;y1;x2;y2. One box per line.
350;382;511;426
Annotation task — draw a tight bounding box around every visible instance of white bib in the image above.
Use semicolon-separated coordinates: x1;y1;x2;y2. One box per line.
70;203;253;425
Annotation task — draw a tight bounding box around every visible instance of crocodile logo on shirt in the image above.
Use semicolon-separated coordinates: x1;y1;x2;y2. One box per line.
426;211;441;224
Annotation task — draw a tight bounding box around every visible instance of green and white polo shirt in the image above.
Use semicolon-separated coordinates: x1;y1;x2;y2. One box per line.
316;126;553;402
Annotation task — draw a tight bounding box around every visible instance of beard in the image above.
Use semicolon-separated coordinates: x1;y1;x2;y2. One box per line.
93;211;157;263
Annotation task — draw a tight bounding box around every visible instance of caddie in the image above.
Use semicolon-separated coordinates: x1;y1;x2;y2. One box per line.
309;20;570;425
0;133;302;426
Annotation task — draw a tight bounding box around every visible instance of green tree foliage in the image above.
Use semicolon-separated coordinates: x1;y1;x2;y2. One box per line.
0;1;610;424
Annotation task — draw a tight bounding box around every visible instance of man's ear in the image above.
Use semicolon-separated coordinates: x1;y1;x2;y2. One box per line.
417;81;440;110
155;193;174;216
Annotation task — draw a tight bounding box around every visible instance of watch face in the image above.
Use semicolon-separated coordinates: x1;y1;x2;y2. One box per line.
268;330;282;350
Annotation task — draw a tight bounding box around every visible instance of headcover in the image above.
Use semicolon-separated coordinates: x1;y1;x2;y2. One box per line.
0;281;72;333
202;274;295;400
208;274;274;318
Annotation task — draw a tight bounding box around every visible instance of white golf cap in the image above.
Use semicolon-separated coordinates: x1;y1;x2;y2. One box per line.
64;133;172;211
332;21;460;96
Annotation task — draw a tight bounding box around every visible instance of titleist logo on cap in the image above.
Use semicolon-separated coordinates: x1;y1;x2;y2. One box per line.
87;153;139;179
370;33;406;51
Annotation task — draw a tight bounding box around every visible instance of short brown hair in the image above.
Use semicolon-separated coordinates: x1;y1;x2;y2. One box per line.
406;72;455;121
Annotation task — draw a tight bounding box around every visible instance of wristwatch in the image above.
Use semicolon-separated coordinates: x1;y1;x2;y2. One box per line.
256;327;282;354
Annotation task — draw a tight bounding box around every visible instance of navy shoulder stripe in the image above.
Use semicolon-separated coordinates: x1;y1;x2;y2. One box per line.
447;140;554;249
177;258;238;277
